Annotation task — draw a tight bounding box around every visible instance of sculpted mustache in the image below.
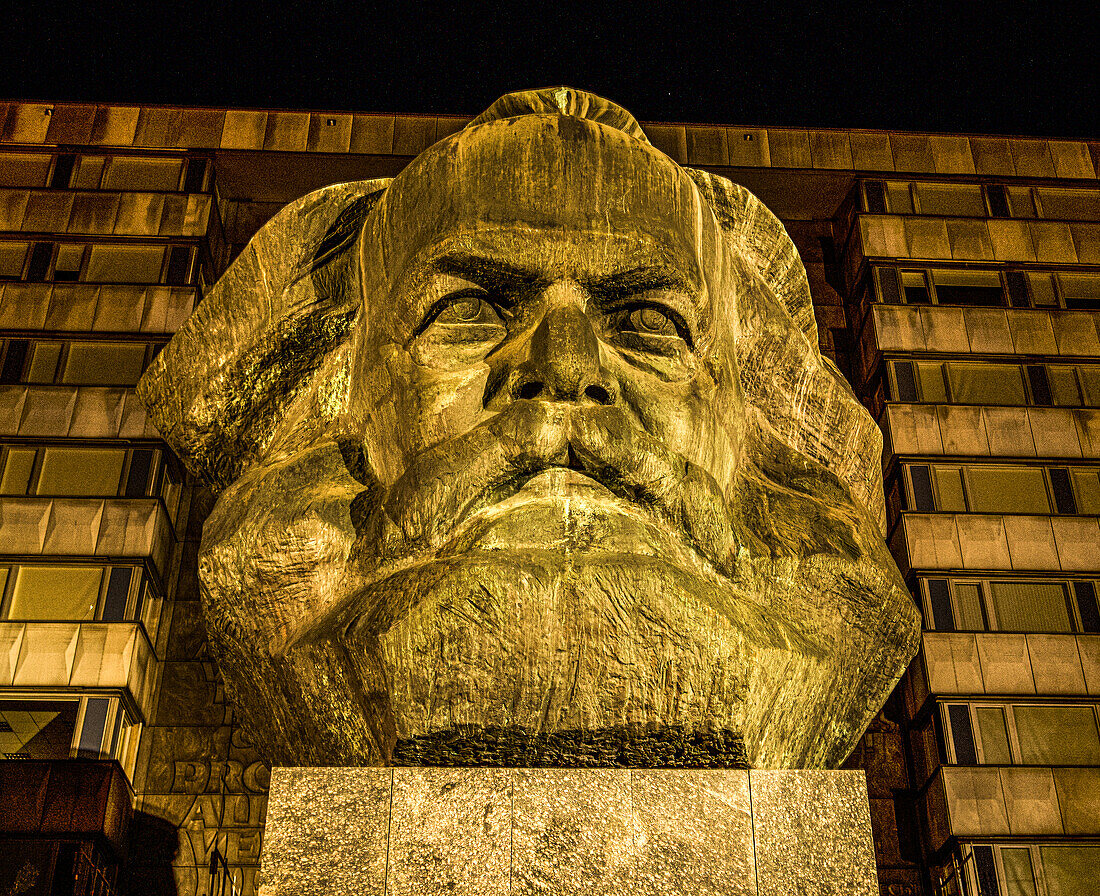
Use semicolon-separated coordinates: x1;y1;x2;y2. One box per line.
350;400;739;577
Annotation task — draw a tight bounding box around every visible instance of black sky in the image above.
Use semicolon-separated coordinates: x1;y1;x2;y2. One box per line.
4;1;1098;139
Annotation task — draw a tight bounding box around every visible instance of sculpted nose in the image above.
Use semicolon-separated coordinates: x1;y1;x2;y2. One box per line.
512;305;615;405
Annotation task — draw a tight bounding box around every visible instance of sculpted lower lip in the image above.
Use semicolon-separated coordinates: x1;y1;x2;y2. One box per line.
517;466;614;496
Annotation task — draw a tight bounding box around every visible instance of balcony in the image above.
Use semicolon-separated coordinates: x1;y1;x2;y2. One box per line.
0;189;212;238
0;622;157;721
919;632;1100;699
0;497;173;576
0;385;156;439
857;215;1100;266
892;512;1099;574
0;282;197;334
921;765;1100;852
884;403;1100;460
868;304;1100;360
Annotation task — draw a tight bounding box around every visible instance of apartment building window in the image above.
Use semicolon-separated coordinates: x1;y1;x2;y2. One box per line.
0;699;78;759
874;265;1100;308
0;696;138;769
85;244;165;283
0;339;154;386
0;239;199;285
0;446;163;498
0;149;212;192
921;578;1100;633
888;359;1100;407
902;463;1100;515
1034;187;1100;221
954;844;1100;896
942;702;1100;766
913;183;986;217
0;564;148;622
101;156;184;192
861;179;1100;222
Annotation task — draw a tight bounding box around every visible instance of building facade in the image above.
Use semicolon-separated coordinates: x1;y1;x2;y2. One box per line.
0;100;1096;896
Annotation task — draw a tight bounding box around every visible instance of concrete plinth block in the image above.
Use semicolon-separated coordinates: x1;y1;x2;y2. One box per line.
259;767;876;896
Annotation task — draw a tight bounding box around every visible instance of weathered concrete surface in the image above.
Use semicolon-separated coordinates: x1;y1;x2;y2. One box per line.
259;767;877;896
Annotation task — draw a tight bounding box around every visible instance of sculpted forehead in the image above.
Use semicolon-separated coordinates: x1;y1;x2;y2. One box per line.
364;115;724;320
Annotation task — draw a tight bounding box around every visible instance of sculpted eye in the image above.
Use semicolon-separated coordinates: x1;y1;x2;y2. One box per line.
615;303;693;346
628;307;678;336
420;290;507;332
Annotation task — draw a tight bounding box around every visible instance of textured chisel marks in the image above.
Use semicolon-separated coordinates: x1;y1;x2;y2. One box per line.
140;87;920;772
631;769;756;896
258;766;389;896
511;768;635;896
750;769;878;896
387;767;511;896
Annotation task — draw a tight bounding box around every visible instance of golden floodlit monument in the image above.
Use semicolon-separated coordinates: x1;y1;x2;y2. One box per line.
138;88;920;781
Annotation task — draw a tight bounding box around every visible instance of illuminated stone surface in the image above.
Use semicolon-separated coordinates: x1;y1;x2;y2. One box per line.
138;87;920;770
259;767;874;895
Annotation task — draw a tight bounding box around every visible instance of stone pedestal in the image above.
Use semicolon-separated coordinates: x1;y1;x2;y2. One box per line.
258;767;878;896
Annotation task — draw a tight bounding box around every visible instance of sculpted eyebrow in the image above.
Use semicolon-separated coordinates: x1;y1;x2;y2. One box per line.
582;266;693;303
430;253;545;296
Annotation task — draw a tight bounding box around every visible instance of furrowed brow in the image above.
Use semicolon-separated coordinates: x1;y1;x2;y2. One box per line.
582;266;694;303
430;253;545;296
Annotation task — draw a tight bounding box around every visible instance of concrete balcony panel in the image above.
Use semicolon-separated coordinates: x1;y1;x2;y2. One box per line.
1080;637;1100;694
982;407;1037;457
1071;222;1100;264
1078;410;1100;455
922;633;983;694
1050;516;1100;571
902;513;1099;573
940;405;990;455
0;497;172;576
898;514;964;571
926;767;1100;851
1000;768;1063;836
1050;309;1100;356
0;188;211;238
869;305;1098;358
988;219;1037;261
920;633;1099;697
0;760;133;854
1;621;157;721
1028;634;1090;695
963;308;1013;354
957;515;1012;568
884;404;946;455
0;283;196;334
1007;310;1058;354
946;219;994;260
1025;408;1084;457
940;767;1010;837
976;634;1035;694
1030;221;1078;264
1052;768;1100;835
886;404;1100;459
919;306;971;352
1002;515;1059;568
0;385;155;438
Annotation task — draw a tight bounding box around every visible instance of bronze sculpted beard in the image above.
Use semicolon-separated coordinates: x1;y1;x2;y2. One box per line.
203;397;816;768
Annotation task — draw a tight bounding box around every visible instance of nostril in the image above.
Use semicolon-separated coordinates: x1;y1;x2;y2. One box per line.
518;381;544;400
584;384;613;405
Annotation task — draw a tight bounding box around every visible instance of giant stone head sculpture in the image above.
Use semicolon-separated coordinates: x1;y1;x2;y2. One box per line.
139;88;920;769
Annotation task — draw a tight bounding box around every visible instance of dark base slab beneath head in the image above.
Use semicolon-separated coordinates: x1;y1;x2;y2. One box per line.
391;724;749;768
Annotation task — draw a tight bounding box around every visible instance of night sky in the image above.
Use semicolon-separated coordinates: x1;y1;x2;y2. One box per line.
4;1;1098;139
